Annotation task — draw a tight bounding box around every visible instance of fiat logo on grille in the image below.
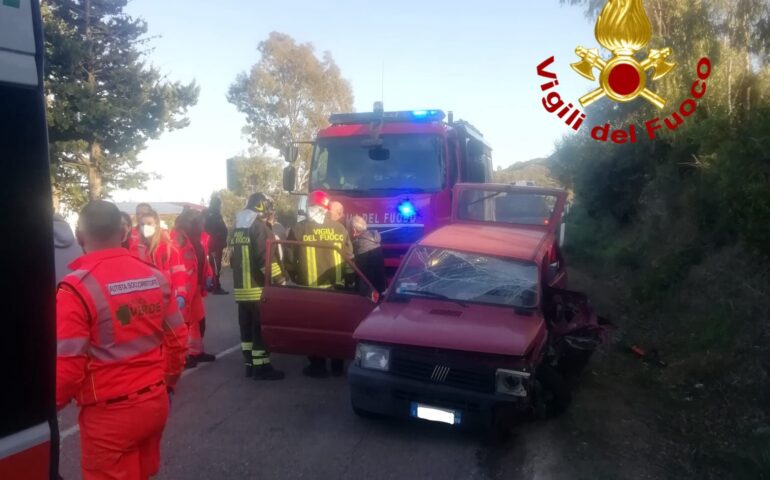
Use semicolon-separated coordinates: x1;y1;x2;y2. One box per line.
430;365;450;382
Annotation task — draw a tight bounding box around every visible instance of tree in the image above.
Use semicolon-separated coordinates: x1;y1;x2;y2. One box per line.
227;32;353;186
222;152;297;227
43;0;199;208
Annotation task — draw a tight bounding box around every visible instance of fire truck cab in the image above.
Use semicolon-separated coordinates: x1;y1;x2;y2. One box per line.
283;104;492;269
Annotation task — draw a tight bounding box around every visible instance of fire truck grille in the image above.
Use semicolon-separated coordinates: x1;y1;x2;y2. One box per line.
389;348;495;394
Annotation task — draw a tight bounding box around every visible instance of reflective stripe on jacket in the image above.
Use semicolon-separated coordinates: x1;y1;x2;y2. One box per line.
287;219;352;288
56;248;188;408
231;209;268;302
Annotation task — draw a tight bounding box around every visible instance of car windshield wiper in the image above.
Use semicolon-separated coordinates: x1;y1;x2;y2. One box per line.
398;289;468;307
467;191;504;206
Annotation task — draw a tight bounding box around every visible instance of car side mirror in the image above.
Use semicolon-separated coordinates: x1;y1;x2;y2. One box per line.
283;165;297;192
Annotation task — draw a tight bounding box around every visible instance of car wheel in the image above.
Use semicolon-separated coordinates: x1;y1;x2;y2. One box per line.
558;348;593;379
534;364;572;418
351;402;380;419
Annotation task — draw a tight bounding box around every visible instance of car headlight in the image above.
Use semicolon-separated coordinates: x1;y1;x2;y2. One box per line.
495;369;530;397
355;343;390;371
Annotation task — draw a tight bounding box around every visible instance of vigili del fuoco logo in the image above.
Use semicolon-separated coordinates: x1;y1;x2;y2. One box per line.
537;0;712;144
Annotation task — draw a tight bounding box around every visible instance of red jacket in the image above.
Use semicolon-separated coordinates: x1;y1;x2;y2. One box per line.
56;249;188;409
171;230;201;305
130;233;187;300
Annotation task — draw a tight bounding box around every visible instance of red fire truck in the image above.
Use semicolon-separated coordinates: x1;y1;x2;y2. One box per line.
0;1;58;478
283;104;493;269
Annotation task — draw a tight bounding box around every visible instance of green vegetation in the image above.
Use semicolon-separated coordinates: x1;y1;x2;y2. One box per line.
227;32;354;190
43;0;199;210
492;157;562;188
216;152;296;230
554;1;770;477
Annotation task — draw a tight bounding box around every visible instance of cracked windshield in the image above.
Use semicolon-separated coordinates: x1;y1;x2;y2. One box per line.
3;0;769;479
394;246;538;308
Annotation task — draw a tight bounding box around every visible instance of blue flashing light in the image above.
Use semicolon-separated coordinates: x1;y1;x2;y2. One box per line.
329;109;445;125
410;110;442;121
397;200;416;219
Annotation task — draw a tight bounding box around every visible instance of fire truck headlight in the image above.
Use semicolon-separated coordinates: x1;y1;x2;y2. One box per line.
398;201;416;219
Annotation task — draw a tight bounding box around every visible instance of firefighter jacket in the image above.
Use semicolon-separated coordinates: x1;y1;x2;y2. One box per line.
130;234;187;300
287;219;353;288
231;208;276;302
56;248;188;409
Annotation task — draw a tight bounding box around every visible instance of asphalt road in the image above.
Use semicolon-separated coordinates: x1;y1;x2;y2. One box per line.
57;271;668;480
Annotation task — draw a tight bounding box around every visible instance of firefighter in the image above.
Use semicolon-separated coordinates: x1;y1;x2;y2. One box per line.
287;190;353;378
56;200;188;480
231;193;285;380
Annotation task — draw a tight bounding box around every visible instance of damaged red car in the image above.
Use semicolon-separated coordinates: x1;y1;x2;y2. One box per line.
260;183;608;433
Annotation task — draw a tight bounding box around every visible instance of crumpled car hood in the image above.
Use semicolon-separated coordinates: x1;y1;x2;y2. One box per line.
354;298;545;357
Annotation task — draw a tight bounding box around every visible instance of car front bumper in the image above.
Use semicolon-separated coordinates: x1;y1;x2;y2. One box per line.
349;365;530;429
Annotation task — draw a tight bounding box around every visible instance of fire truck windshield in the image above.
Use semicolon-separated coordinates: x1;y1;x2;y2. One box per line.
309;134;444;195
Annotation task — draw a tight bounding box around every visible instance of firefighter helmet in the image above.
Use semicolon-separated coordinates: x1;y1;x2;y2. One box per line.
246;192;270;215
308;190;330;211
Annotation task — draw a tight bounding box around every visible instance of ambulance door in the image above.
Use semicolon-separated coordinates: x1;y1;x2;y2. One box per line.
0;1;56;479
261;241;379;359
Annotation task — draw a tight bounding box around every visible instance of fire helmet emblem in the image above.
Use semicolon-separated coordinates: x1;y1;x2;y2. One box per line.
571;0;676;109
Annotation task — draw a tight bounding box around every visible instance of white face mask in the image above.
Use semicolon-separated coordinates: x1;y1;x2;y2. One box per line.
142;225;157;238
308;205;327;224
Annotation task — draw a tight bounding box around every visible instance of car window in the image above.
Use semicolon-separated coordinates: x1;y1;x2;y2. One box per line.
458;189;558;226
390;246;539;308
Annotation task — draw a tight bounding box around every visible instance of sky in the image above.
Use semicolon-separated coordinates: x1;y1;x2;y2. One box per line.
112;0;596;204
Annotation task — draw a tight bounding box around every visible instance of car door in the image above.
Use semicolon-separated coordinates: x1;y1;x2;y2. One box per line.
451;183;568;234
260;240;379;359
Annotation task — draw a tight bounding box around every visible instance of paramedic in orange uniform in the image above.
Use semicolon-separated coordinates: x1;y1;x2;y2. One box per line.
56;200;188;480
172;209;215;368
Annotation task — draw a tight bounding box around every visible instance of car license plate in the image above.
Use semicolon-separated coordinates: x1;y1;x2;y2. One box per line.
410;403;461;425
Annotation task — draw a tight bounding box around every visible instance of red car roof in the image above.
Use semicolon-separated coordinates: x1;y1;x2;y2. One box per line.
419;223;549;262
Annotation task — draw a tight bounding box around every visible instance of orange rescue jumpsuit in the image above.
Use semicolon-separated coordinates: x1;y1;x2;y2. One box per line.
171;230;211;356
56;248;188;480
129;233;187;301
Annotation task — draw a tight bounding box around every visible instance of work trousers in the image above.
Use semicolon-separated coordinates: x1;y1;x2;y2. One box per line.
79;389;169;480
208;248;224;290
187;289;206;356
238;301;271;367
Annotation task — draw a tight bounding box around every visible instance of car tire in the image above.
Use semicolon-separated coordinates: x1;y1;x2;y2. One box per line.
351;403;380;420
534;364;572;418
487;410;513;444
558;348;593;379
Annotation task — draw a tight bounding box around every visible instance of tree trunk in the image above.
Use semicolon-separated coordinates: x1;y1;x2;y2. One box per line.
52;185;61;214
87;142;103;200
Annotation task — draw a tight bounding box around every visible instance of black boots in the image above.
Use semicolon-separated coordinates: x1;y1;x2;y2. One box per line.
190;352;216;362
184;356;198;369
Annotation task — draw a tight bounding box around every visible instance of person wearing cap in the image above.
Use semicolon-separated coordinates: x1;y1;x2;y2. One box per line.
230;193;285;381
350;215;387;294
287;190;353;378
